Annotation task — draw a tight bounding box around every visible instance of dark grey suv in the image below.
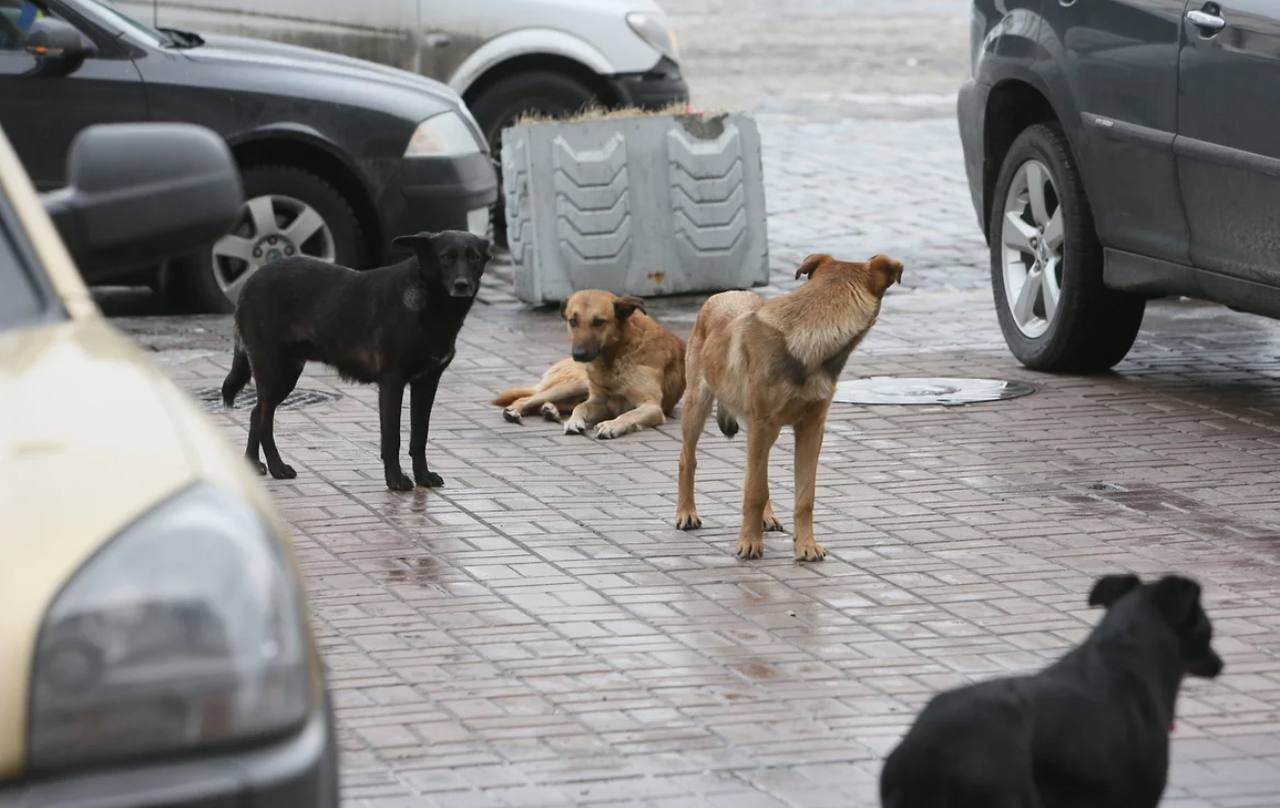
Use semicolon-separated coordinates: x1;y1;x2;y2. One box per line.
959;1;1277;371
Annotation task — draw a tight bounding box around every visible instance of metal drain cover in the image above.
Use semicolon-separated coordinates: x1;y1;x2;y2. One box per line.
193;387;340;413
833;377;1036;406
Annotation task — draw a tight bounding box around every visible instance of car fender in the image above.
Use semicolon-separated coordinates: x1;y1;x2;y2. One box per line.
224;124;377;204
448;29;620;96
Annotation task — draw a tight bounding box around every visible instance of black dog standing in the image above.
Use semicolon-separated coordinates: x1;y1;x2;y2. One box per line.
222;230;490;490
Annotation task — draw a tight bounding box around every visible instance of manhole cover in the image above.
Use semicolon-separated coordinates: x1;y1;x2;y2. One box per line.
833;377;1036;406
192;387;340;413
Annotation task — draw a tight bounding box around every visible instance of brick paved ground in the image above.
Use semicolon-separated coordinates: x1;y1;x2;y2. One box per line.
105;1;1280;805
124;286;1280;808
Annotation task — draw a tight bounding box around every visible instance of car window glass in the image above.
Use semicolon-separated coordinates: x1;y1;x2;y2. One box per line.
71;0;164;47
0;1;41;50
0;217;46;331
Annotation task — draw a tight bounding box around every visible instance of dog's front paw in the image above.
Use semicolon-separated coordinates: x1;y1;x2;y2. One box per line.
563;415;588;435
540;403;563;423
736;534;764;560
793;536;826;562
415;470;444;488
268;463;296;480
502;407;523;424
594;419;630;440
675;510;702;530
386;472;414;492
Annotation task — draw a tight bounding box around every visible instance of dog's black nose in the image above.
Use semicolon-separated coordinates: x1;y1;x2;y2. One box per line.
572;348;591;362
451;280;473;296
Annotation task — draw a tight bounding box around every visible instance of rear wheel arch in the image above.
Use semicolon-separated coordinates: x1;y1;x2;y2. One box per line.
462;54;618;122
983;81;1063;239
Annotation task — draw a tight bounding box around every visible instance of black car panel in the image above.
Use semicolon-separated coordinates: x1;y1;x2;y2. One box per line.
1176;1;1280;286
1036;0;1190;265
0;1;148;191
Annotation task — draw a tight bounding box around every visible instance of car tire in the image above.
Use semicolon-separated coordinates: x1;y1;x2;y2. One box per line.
989;122;1145;372
469;70;601;248
168;164;363;313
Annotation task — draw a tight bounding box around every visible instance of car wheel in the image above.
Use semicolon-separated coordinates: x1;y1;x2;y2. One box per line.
169;164;363;313
990;123;1145;372
469;70;600;248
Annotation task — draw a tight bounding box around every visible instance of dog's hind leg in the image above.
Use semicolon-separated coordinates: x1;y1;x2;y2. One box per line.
738;418;782;559
504;379;588;424
245;401;266;475
676;379;714;530
791;404;830;561
257;357;304;480
223;345;252;406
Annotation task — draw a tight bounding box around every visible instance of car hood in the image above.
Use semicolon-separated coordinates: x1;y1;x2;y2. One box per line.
0;315;275;778
183;33;464;107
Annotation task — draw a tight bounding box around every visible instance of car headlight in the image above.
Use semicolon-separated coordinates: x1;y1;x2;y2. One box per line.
627;12;679;63
28;484;311;772
405;111;483;158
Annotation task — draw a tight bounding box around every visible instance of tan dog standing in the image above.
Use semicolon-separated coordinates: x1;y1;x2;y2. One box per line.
676;253;903;560
496;289;686;439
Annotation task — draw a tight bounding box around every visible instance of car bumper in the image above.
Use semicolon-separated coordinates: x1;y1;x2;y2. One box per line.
607;57;690;110
956;78;988;237
0;701;337;808
366;151;499;260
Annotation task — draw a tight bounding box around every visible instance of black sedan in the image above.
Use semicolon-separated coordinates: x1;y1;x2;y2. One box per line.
959;0;1280;372
0;0;498;311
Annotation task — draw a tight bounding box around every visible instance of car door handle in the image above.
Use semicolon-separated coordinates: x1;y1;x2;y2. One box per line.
1186;9;1227;33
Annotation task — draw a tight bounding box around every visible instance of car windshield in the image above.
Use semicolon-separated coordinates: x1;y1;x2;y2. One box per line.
66;0;166;47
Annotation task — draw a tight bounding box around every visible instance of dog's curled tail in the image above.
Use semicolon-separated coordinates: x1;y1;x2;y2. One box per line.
222;344;252;407
492;386;536;407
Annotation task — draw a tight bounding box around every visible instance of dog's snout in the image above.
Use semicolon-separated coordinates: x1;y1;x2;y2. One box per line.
451;279;473;297
571;346;595;362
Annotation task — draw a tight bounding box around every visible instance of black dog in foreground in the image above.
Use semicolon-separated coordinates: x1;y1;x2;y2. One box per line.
880;574;1223;808
222;230;490;490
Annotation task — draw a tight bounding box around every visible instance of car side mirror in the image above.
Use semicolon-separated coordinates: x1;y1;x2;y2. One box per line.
24;17;97;76
41;123;243;280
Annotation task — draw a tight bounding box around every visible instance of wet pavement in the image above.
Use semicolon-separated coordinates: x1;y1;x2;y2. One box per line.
102;1;1280;805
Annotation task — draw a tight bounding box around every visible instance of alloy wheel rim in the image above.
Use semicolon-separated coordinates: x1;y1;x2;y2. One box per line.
1001;160;1065;339
210;194;335;300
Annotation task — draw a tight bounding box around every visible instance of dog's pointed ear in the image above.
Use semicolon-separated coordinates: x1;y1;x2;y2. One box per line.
474;236;493;263
613;295;646;320
1088;573;1142;609
392;232;438;252
559;297;570;320
393;232;439;271
1152;576;1202;626
795;253;831;280
869;254;904;291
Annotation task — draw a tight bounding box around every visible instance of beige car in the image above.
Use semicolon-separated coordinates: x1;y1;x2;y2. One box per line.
0;122;337;805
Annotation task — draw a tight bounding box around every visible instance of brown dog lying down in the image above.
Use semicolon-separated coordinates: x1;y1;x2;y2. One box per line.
493;289;686;439
676;253;903;560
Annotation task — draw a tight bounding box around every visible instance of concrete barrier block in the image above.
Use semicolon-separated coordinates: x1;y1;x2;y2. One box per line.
502;112;769;305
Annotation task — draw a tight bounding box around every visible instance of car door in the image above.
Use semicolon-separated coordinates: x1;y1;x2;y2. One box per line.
0;0;147;190
1038;0;1190;264
1176;1;1280;286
